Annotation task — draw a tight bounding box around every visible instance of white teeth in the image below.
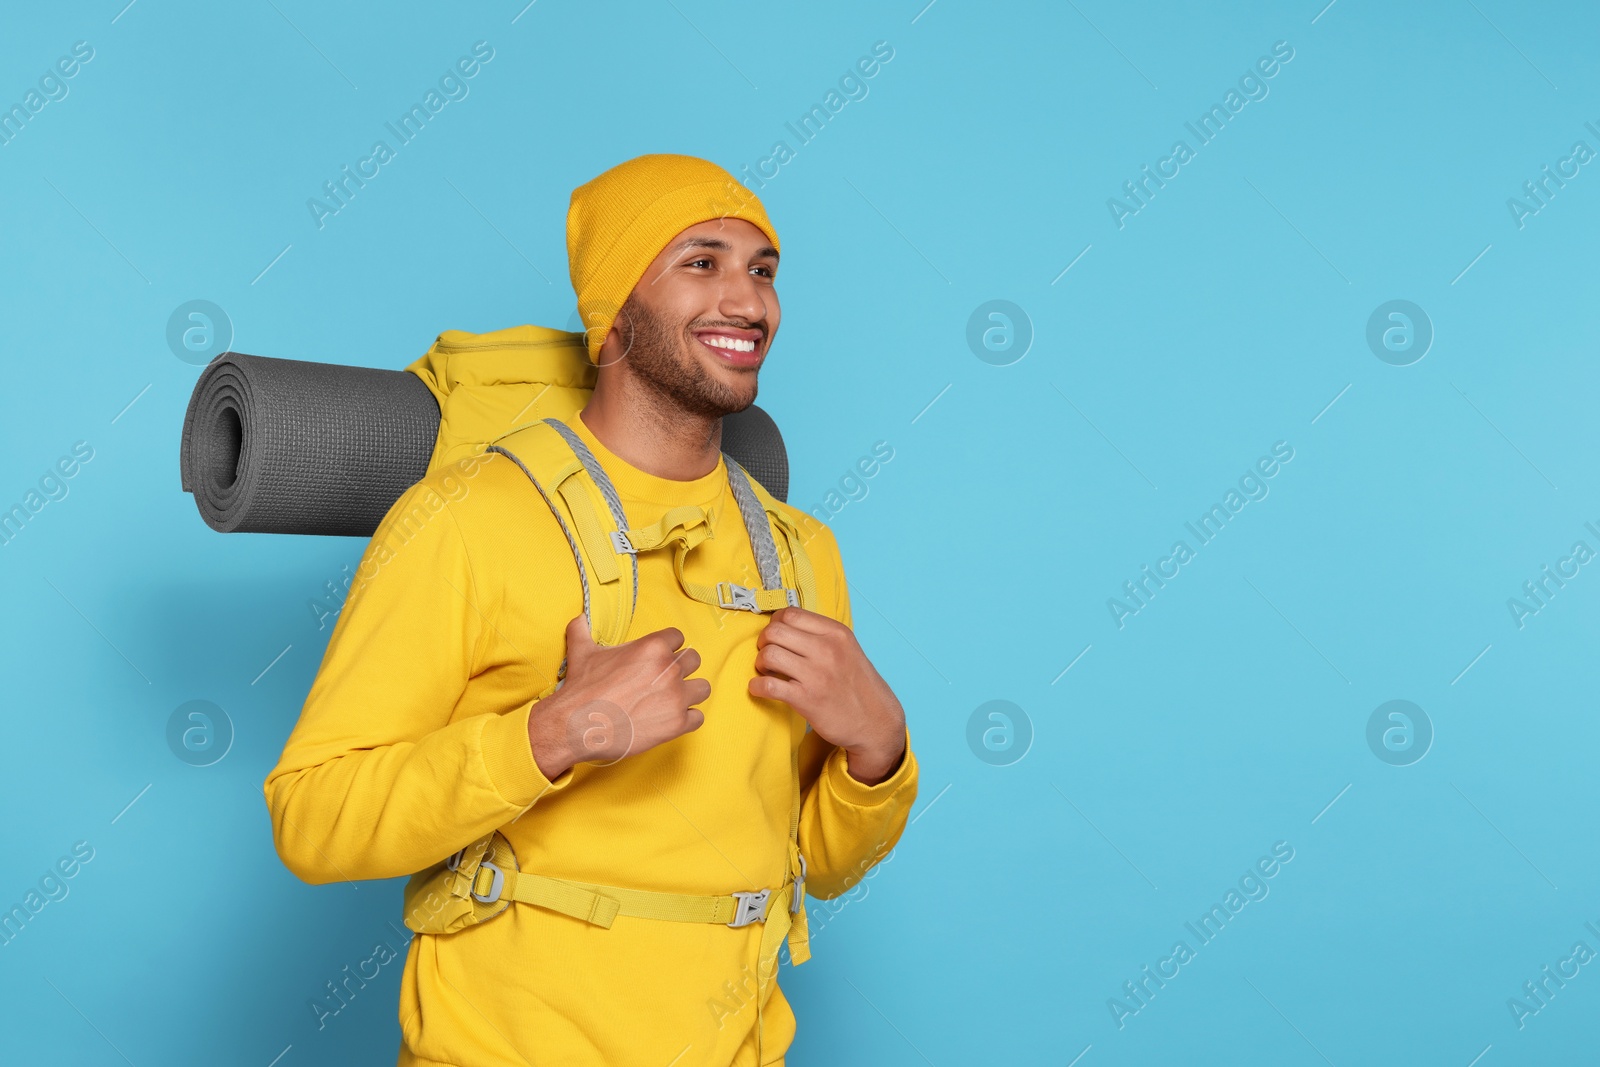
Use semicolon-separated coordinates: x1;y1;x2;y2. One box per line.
701;335;756;353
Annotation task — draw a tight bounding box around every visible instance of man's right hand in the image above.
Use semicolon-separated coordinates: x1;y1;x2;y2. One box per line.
527;613;710;780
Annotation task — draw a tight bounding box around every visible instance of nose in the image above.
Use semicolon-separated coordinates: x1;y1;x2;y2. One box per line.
719;270;772;330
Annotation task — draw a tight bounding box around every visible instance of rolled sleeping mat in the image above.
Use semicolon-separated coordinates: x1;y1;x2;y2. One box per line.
181;352;440;536
181;352;791;536
720;402;788;505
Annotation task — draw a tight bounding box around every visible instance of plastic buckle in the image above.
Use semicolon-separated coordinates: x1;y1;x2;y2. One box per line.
728;888;771;927
446;848;466;872
717;582;759;613
790;853;807;914
471;861;505;904
784;589;799;608
610;531;636;554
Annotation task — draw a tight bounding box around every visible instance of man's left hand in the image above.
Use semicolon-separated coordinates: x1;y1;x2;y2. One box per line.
749;607;907;785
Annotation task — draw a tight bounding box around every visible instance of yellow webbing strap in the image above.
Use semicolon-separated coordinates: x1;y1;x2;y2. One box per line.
769;511;820;611
607;514;795;617
477;867;783;928
617;505;712;553
484;424;633;649
656;535;799;615
546;464;637;648
779;712;810;964
555;472;622;586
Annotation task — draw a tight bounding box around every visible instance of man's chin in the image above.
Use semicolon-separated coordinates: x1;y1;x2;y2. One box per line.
710;386;759;419
701;364;760;414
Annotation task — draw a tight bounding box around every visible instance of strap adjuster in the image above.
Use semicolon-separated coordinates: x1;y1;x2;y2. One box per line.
471;861;506;904
717;581;760;612
728;888;771;927
446;848;466;872
716;582;800;613
790;853;807;913
609;530;635;554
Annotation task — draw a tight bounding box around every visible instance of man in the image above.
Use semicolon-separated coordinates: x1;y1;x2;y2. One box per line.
265;153;919;1066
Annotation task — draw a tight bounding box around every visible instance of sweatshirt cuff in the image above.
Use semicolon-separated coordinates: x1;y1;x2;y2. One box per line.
824;725;917;808
479;699;575;808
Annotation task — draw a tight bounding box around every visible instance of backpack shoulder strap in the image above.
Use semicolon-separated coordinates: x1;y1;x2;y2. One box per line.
486;420;821;647
486;419;638;656
726;457;820;613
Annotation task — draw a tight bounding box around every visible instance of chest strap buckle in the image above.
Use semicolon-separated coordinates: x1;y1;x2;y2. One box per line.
717;581;760;612
728;888;771;927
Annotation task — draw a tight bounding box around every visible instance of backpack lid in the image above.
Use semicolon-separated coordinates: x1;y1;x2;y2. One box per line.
404;325;597;470
406;324;597;396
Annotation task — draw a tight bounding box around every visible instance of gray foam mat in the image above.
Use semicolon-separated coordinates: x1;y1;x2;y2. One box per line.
180;352;791;537
722;404;788;505
180;352;440;535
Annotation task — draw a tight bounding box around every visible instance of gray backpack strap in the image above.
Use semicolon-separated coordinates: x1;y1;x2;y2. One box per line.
484;441;587;682
542;417;640;615
538;416;796;617
724;457;786;594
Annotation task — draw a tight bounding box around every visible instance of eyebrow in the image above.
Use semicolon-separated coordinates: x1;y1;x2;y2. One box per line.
674;236;779;263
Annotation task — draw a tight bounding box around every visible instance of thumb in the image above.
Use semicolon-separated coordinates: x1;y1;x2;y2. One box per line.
565;612;597;661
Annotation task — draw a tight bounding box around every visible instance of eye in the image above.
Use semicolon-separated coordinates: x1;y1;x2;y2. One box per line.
687;257;714;269
751;265;775;279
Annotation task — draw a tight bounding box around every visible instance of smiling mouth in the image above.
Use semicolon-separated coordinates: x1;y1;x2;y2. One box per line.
692;329;764;367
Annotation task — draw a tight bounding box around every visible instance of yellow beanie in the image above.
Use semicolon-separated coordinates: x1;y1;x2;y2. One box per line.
567;153;781;364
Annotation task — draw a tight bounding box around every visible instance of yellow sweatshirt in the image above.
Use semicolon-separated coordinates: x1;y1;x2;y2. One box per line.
264;411;919;1066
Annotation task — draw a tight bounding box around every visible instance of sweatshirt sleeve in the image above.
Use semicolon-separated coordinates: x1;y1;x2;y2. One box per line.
263;466;573;886
794;525;919;901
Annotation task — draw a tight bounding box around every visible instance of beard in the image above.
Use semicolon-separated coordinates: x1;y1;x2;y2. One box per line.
611;292;758;420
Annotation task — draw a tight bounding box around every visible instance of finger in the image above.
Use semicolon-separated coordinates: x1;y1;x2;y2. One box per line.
566;612;594;645
749;673;800;705
754;643;805;682
757;618;827;658
771;606;834;636
646;626;686;652
652;645;700;687
564;613;595;669
682;708;706;732
672;646;703;678
685;678;712;705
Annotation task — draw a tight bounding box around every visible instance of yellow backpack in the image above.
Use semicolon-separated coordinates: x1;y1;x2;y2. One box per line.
398;325;817;976
402;323;597;469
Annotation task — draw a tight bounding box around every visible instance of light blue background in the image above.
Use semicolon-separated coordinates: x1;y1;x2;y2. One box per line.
2;0;1597;1063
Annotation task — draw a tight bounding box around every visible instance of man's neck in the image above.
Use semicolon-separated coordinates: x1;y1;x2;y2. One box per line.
578;377;724;482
